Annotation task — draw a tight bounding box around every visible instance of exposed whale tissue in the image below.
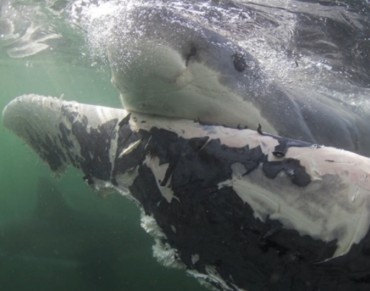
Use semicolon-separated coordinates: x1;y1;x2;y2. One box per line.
1;0;370;290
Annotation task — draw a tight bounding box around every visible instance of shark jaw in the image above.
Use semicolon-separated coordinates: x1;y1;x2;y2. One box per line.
3;94;370;291
109;39;277;135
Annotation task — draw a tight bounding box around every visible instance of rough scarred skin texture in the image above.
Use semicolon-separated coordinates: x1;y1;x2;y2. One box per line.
55;111;369;291
115;122;366;291
4;96;370;291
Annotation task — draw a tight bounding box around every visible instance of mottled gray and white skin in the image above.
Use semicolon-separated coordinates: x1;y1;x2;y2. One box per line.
2;1;370;291
107;3;370;156
3;94;370;291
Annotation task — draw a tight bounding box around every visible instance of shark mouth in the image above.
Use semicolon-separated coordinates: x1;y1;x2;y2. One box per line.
3;94;370;291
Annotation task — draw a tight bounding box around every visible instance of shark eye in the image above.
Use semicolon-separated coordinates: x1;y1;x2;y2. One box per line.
185;46;197;66
232;53;247;72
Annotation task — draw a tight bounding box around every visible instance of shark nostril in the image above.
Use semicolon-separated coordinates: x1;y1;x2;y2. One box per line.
185;45;197;66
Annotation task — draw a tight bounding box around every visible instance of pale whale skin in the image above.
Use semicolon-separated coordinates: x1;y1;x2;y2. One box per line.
3;95;370;291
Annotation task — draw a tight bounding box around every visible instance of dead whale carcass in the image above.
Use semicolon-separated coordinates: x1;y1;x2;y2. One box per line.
3;94;370;291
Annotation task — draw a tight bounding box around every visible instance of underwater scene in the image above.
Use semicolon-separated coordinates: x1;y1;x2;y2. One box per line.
1;0;370;291
0;66;206;290
0;1;206;290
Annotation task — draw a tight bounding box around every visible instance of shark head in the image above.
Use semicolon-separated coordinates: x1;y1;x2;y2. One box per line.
107;6;277;133
106;5;370;156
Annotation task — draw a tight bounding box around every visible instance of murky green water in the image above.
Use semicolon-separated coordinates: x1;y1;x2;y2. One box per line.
0;48;206;290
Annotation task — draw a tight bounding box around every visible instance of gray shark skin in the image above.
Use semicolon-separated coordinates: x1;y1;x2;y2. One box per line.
4;94;370;291
107;4;370;156
291;0;370;87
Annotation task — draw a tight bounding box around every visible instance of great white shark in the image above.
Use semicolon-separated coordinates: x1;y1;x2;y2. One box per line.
107;4;370;156
2;1;370;291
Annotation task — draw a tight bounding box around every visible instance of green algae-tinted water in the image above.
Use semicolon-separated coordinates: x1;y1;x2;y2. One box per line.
0;49;206;291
